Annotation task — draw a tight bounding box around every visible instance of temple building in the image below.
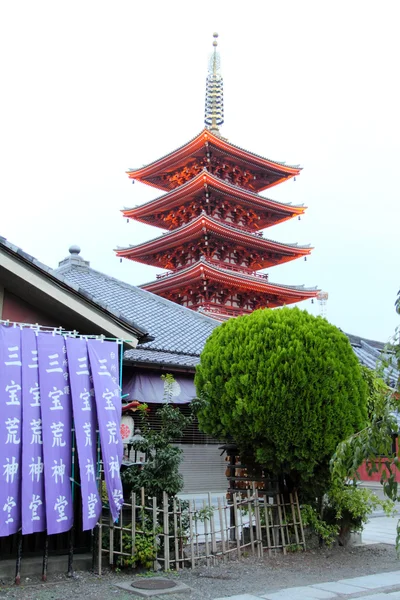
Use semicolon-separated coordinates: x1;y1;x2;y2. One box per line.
116;34;318;319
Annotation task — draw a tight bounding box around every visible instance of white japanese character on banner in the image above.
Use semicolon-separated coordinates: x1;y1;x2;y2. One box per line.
46;353;63;373
63;371;69;381
29;494;42;521
54;496;68;522
103;388;115;410
106;421;118;445
63;385;70;395
49;387;64;410
83;422;92;447
98;358;111;377
85;459;95;482
76;357;89;375
3;457;18;483
80;389;91;411
50;421;66;447
30;419;43;445
51;459;65;483
5;345;22;367
87;493;98;519
110;364;116;373
29;457;44;482
112;489;124;512
5;381;21;406
28;350;38;369
5;417;20;444
3;496;16;524
29;383;40;407
108;456;119;478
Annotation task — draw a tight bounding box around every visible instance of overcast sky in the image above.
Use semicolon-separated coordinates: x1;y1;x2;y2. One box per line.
1;1;399;342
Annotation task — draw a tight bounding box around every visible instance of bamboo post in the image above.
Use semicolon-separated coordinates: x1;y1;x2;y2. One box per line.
276;494;287;555
163;492;170;571
203;499;211;566
119;500;124;559
42;535;49;580
152;496;158;565
222;496;230;560
188;500;195;569
97;522;102;575
178;499;184;567
263;498;272;556
295;491;306;550
252;485;263;558
131;492;136;558
173;497;179;570
289;493;300;546
217;497;226;561
208;492;217;563
194;501;199;561
109;511;114;566
246;489;255;555
232;494;241;559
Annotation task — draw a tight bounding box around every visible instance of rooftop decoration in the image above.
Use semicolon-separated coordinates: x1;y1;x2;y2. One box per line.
118;34;319;318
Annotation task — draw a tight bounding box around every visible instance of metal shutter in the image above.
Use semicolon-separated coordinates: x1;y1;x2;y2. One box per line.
176;444;227;494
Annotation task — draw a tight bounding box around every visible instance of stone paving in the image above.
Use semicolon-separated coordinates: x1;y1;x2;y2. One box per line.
213;515;400;600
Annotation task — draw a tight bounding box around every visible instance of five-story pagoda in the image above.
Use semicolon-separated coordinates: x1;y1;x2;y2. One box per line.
116;34;318;319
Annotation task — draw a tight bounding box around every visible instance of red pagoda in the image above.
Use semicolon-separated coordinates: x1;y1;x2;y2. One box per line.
117;34;318;319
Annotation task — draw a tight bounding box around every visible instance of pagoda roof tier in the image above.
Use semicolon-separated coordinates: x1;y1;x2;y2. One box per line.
127;129;301;192
116;213;312;271
123;171;306;230
140;258;318;307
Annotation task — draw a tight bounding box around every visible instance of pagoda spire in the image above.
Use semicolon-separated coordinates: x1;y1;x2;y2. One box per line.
204;33;224;135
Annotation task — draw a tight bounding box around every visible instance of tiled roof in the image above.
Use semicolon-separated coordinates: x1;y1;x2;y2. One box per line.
350;338;399;388
0;236;150;343
54;257;218;357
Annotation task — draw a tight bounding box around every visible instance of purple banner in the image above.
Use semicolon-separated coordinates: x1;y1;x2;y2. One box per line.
87;340;123;522
0;325;22;536
21;329;46;534
66;337;101;531
38;333;73;535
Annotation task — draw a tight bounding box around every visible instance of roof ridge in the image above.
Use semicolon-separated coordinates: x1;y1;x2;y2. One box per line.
53;261;219;325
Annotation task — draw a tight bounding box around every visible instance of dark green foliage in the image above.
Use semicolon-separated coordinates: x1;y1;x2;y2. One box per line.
122;374;192;502
195;307;368;495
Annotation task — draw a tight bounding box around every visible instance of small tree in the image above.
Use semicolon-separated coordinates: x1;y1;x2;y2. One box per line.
121;374;192;502
195;307;368;500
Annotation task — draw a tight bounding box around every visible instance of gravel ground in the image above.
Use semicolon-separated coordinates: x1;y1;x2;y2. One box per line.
0;544;399;600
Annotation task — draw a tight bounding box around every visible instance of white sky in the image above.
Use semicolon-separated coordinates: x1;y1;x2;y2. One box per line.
1;1;399;342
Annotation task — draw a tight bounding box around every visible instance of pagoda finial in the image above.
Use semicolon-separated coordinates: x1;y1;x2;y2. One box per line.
204;33;224;135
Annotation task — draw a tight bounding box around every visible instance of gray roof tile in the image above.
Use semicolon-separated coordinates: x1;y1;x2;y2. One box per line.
55;262;219;356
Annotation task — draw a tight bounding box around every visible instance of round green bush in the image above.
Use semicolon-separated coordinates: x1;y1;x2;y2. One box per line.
195;307;368;493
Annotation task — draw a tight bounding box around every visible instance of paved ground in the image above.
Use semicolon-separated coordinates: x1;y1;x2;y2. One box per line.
212;514;400;600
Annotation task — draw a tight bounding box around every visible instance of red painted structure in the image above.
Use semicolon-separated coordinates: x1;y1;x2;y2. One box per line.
117;38;318;319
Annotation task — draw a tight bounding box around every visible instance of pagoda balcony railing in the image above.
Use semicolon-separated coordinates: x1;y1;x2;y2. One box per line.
155;260;268;281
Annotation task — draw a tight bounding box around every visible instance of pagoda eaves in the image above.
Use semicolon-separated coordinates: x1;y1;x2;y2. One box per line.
127;129;301;193
123;171;306;231
116;213;312;271
140;258;317;315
